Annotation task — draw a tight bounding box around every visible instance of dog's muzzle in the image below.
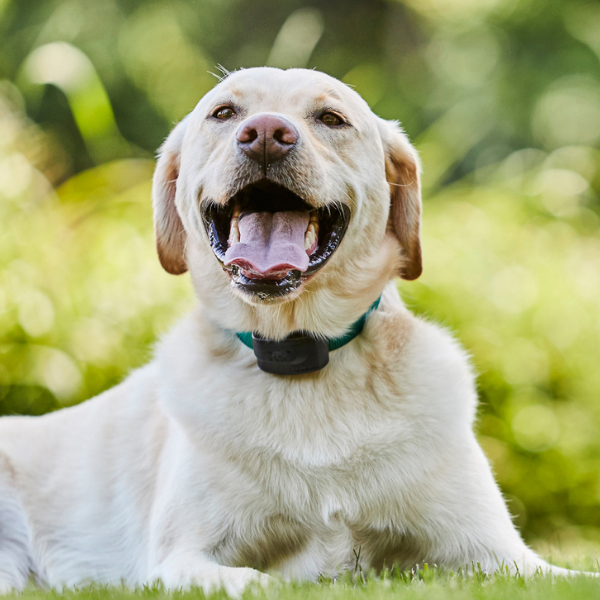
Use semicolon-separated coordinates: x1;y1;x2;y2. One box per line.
201;179;350;299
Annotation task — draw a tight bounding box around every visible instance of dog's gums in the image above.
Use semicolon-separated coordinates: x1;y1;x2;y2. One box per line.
201;180;350;298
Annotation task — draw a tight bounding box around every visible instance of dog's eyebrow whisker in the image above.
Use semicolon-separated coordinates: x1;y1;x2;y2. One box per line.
216;64;230;78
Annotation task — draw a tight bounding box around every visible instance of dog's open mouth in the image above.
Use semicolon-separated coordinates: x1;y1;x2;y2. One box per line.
202;180;350;298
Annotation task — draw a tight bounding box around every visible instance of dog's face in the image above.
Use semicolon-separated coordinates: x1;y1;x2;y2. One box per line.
152;68;421;338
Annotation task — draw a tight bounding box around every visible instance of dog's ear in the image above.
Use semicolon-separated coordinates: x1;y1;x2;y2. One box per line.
378;119;422;281
152;117;189;275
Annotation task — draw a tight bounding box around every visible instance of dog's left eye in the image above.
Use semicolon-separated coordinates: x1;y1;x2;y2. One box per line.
319;112;345;127
213;107;236;120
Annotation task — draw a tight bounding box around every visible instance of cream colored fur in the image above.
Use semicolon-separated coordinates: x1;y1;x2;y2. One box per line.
0;68;584;595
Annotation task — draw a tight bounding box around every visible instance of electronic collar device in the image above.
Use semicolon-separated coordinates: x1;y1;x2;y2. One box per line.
235;296;381;375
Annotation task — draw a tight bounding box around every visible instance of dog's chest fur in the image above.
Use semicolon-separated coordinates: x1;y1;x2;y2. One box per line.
205;447;425;575
196;416;418;575
157;303;437;574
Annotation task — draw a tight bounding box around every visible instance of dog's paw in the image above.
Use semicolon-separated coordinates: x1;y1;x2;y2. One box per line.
191;566;274;598
0;577;23;596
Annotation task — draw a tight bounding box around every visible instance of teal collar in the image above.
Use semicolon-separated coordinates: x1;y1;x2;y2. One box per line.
235;296;382;352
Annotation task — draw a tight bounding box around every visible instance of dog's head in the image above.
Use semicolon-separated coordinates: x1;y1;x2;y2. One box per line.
153;68;421;339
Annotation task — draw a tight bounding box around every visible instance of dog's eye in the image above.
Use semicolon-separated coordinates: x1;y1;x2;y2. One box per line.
213;107;236;120
320;112;344;127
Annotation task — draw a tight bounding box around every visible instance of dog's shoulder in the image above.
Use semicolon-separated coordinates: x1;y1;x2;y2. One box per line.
368;284;479;427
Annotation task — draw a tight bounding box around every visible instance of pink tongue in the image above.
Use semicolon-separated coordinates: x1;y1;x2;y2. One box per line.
224;211;310;279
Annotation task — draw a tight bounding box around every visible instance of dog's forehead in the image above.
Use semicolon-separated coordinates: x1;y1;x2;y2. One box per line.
204;68;370;117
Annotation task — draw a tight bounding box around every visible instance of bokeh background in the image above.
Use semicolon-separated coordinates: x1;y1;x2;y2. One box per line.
1;0;599;559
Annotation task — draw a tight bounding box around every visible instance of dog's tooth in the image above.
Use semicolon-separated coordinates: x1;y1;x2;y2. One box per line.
303;220;319;253
305;223;319;240
229;213;240;245
309;212;318;224
304;230;316;249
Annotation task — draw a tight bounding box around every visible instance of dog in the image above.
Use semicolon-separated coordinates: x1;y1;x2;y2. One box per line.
0;67;585;595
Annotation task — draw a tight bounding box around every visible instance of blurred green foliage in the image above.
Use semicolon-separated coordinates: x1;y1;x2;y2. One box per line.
1;0;599;554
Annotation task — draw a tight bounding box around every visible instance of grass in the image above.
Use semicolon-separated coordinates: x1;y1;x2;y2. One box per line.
11;558;600;600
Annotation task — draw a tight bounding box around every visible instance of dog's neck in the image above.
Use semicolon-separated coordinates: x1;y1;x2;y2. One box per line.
232;296;382;375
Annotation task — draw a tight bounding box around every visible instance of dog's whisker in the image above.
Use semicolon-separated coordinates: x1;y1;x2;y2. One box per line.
387;180;413;188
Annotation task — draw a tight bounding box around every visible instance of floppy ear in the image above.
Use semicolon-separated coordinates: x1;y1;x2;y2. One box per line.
378;120;422;281
152;118;189;275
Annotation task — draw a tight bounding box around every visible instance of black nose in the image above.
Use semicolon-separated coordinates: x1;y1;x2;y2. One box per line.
236;114;299;168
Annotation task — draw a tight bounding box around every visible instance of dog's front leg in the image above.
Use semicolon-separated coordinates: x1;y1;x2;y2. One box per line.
146;454;275;596
404;437;591;577
147;501;274;595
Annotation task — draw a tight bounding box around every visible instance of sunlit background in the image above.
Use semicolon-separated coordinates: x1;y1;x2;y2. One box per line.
1;0;599;561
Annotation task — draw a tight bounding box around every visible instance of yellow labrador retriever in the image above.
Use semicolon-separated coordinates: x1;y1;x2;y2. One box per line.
0;67;579;595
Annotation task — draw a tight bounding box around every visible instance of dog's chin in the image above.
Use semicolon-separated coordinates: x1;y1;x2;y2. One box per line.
201;179;351;302
227;269;309;305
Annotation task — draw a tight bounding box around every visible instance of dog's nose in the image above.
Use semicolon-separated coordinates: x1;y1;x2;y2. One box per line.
236;115;298;167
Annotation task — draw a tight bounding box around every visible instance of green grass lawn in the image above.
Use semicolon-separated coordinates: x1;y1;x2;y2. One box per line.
12;558;600;600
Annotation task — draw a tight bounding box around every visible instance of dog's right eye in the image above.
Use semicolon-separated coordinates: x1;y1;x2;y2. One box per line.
213;107;236;120
318;111;346;127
